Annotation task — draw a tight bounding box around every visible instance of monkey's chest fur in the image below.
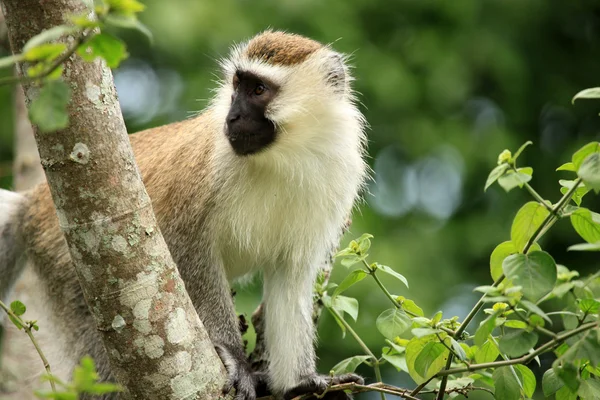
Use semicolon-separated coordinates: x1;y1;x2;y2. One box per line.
211;152;361;279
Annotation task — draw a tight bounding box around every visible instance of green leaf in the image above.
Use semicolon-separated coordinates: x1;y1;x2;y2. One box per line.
555;362;581;393
398;297;424;317
104;15;154;44
77;33;128;68
557;162;576;172
376;308;411;340
333;270;368;297
497;170;532;192
570;208;600;243
573;88;600;103
514;364;536;398
474;313;497;346
411;328;442;337
414;341;448;379
331;295;359;322
474;339;500;364
493;366;522;400
450;338;467;361
511;202;550;252
406;335;448;384
498;329;539;357
23;25;79;52
105;0;146;15
24;43;67;62
29;80;71;133
10;300;26;316
502;251;557;302
578;378;600;399
376;264;409;288
568;242;600;251
520;299;552;324
503;320;528;329
490;240;541;281
559;330;600;367
485;164;509;191
578;153;600;192
572;142;600;171
543;368;564;397
331;355;371;375
381;352;407;372
579;299;600;314
356;233;373;254
556;385;578;400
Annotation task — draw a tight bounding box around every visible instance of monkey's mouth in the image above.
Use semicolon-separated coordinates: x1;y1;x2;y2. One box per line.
225;119;277;156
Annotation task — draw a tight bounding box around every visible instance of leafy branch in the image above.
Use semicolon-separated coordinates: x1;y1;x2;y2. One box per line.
0;299;56;392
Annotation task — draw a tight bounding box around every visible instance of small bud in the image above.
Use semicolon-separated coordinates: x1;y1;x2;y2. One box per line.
492;302;509;312
497;149;512;165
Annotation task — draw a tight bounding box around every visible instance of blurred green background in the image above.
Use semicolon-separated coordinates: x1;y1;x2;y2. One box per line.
2;1;600;398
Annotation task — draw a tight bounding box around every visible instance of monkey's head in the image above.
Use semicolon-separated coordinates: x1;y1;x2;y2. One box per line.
213;31;363;157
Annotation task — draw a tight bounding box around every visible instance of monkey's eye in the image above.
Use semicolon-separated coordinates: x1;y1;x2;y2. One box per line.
232;75;240;89
254;83;266;96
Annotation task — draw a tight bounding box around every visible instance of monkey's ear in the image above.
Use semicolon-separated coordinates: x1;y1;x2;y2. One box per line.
324;53;346;93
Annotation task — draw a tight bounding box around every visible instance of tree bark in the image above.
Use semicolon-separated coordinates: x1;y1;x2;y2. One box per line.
0;1;227;399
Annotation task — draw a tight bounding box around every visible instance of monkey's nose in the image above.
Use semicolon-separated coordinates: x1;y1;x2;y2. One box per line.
227;113;240;124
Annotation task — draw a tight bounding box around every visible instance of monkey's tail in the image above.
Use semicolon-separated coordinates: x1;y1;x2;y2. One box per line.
0;189;27;304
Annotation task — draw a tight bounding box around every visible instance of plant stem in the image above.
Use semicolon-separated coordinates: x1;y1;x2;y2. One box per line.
363;261;458;336
0;300;56;392
435;321;597;377
433;177;583;399
327;306;386;400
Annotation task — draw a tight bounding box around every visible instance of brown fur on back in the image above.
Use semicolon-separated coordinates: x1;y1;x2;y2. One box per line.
245;31;322;66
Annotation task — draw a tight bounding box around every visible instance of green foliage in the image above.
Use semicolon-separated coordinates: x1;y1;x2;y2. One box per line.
35;356;122;399
0;0;150;132
28;81;71;133
325;141;600;398
77;33;128;68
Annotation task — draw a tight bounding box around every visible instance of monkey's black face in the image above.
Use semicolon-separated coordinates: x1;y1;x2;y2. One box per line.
225;70;278;156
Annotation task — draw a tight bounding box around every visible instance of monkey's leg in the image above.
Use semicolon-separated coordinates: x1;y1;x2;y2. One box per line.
180;256;257;400
263;265;363;400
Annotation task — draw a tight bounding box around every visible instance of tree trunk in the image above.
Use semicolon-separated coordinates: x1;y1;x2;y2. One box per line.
0;1;227;398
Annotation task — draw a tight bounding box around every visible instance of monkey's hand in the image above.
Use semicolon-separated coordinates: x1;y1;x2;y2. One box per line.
215;344;258;400
283;373;364;400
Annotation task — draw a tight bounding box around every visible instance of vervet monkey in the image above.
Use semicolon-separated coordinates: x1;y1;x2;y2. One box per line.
0;31;368;399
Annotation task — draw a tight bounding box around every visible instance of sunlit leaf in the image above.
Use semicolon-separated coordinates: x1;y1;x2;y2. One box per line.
503;251;557;302
376;264;409;288
514;364;536;398
475;339;500;364
376;308;411;340
77;33;128;68
498;170;532;192
570;208;600;244
557;162;576;172
485;164;509;191
511;202;550;252
331;356;371;375
332;295;359;322
572;142;600;171
578;153;600;192
414;341;448;379
573;88;600;103
333;269;368;297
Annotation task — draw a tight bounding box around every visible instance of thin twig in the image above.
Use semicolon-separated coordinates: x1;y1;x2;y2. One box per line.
0;299;56;392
